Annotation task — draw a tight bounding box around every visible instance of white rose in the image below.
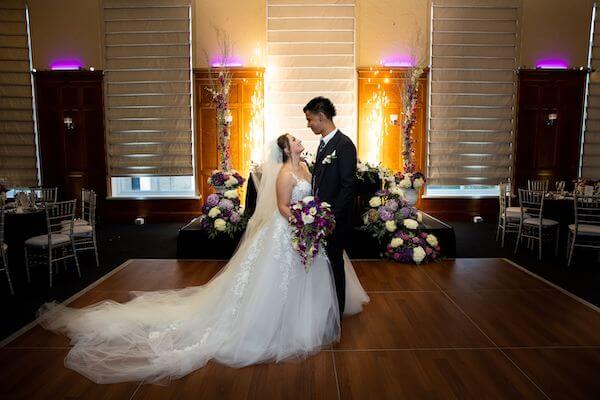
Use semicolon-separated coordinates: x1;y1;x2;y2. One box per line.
208;207;221;218
369;196;382;207
292;203;302;210
214;218;227;231
225;176;238;187
224;190;238;199
321;201;331;209
302;196;314;204
302;213;315;224
399;178;412;188
403;219;418;230
358;163;368;172
385;220;397;232
417;211;423;223
309;207;317;215
391;186;402;196
413;246;426;264
426;234;438;248
390;238;404;248
413;178;424;189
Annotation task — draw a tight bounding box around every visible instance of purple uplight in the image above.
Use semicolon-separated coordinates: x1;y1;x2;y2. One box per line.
536;59;569;69
50;59;83;70
210;56;243;68
380;55;413;67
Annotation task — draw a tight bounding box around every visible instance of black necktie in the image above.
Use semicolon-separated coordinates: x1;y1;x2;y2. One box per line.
317;139;325;157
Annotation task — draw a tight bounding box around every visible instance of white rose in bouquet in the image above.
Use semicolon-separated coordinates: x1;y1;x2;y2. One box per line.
357;161;369;172
224;190;238;199
385;220;397;232
413;177;424;188
214;218;227;231
369;196;382;207
417;211;423;223
390;238;404;248
309;207;317;216
426;234;438;247
208;207;221;218
412;246;426;264
403;219;418;230
301;213;315;224
321;201;331;209
399;177;412;188
225;176;238;187
302;196;315;204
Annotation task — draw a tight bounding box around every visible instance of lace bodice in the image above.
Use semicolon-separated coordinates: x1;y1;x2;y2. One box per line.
290;173;312;203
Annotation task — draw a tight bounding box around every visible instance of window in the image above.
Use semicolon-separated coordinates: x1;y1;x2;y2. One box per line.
103;0;195;197
111;176;194;198
426;0;519;197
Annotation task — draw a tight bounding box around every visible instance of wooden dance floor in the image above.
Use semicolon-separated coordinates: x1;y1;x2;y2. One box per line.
1;258;599;399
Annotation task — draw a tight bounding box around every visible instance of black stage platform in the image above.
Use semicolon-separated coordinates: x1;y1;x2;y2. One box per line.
178;174;456;260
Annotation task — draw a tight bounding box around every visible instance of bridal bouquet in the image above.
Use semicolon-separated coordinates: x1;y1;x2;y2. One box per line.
199;192;247;238
207;170;245;190
289;196;336;270
385;231;440;264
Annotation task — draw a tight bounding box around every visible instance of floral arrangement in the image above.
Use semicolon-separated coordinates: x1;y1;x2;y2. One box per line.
394;171;426;190
573;179;600;196
361;188;422;241
207;169;245;190
357;159;394;186
385;231;440;264
289;196;336;270
206;70;233;172
401;67;424;174
199;191;247;238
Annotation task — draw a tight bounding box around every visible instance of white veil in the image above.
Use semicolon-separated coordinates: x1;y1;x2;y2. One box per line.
243;140;283;237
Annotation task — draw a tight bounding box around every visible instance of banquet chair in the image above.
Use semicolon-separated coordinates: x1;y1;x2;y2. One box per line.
496;182;521;247
62;189;99;267
514;189;560;259
527;179;549;192
24;199;80;287
0;206;14;295
31;187;58;204
567;195;600;266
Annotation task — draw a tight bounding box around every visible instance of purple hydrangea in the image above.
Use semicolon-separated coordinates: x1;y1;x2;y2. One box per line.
218;199;234;210
400;207;411;218
206;194;220;207
230;211;241;223
378;207;394;221
386;199;399;211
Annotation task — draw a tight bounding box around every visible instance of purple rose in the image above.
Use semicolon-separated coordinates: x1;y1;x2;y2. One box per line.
420;232;428;238
218;199;234;210
400;232;410;241
230;211;241;223
207;194;220;207
425;247;433;255
412;237;420;244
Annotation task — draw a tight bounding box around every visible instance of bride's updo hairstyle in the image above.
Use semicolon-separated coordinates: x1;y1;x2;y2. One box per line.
277;134;291;163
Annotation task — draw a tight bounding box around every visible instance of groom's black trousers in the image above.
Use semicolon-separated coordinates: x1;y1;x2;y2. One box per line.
325;231;346;316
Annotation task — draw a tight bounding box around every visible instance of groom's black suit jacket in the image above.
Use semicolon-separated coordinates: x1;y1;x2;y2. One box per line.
312;130;357;233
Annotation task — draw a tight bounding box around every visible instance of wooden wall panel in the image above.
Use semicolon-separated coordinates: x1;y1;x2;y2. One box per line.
194;68;264;204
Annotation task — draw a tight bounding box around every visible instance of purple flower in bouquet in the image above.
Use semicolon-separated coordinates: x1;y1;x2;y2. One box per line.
230;211;241;223
206;194;220;207
398;247;413;263
212;172;225;186
376;189;390;197
386;199;399;211
378;207;394;221
218;198;234;210
400;207;412;218
400;232;410;241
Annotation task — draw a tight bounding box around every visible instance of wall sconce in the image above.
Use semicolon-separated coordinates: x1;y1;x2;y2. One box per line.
63;116;74;131
390;114;399;126
546;113;557;126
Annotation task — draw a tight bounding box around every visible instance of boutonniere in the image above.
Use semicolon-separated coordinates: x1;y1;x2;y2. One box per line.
322;150;337;165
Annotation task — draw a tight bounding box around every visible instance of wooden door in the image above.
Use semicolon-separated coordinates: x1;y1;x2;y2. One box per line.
515;69;587;191
194;68;264;203
34;71;106;203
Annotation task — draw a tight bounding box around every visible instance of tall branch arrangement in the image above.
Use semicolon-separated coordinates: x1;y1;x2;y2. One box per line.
401;66;424;173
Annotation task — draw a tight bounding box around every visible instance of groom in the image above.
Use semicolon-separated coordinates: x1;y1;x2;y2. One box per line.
304;97;357;316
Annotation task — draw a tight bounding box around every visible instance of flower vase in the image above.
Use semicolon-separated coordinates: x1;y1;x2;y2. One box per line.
400;188;418;206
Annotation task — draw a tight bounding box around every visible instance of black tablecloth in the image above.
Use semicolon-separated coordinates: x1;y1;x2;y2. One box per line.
4;208;46;265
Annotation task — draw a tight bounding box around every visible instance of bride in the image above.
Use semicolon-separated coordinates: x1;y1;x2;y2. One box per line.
38;134;369;384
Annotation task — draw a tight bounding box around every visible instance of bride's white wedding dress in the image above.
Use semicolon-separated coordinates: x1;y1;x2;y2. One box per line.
39;166;369;384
